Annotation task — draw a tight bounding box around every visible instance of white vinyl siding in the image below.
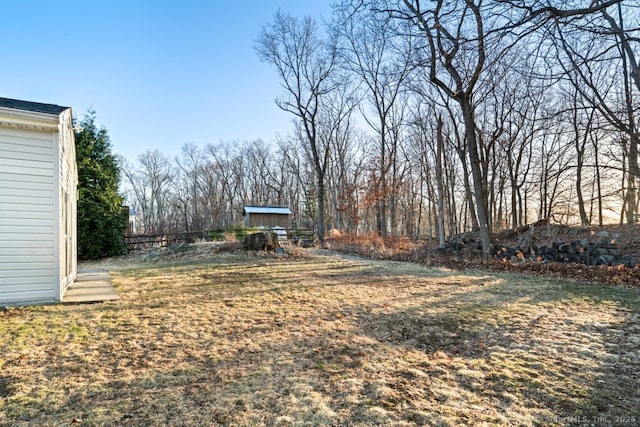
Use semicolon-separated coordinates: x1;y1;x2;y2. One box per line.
57;109;77;296
0;127;56;304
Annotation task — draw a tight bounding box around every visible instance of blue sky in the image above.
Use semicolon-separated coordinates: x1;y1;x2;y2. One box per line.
0;1;333;161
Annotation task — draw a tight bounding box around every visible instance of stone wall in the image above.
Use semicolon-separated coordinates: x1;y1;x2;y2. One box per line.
444;229;638;268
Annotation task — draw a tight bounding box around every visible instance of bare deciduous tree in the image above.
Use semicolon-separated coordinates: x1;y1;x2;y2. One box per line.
397;0;494;256
256;12;340;242
335;0;415;236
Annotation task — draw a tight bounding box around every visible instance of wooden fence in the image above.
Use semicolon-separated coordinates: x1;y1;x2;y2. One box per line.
124;229;316;253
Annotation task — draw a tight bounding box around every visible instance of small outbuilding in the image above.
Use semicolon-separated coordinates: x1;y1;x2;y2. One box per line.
0;97;77;305
243;206;292;228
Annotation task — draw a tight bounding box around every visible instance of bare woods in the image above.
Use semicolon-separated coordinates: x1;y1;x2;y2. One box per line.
121;1;640;254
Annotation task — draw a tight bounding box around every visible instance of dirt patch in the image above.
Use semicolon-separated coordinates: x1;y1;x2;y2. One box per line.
1;243;639;426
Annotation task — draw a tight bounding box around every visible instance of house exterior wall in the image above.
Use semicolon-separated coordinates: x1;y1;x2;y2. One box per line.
0;106;76;305
0;126;57;303
56;109;77;299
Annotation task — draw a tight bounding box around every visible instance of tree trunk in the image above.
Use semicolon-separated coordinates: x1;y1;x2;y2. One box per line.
594;142;604;225
575;136;589;225
435;115;446;247
626;136;638;225
379;140;388;237
457;147;479;231
317;178;326;242
461;101;491;258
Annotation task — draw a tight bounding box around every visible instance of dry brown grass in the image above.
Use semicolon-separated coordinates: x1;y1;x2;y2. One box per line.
1;242;640;426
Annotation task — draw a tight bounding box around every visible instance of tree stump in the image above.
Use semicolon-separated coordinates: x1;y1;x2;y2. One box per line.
243;231;279;251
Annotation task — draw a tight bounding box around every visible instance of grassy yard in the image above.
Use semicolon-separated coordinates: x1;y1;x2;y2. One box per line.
1;243;639;426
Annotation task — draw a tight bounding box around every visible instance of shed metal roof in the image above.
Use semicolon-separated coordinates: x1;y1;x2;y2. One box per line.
0;97;69;115
243;206;292;215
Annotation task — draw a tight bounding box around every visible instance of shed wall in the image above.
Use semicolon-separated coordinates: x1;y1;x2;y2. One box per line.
0;127;57;304
245;213;290;228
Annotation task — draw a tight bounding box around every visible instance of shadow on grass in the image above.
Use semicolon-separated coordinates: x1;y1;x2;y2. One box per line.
116;252;640;425
352;276;640;426
5;251;639;426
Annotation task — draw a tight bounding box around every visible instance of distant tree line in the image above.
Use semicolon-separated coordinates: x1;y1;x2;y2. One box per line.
120;0;640;257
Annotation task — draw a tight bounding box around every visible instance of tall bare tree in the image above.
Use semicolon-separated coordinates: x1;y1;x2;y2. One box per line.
547;1;637;222
256;12;340;242
335;0;415;236
175;142;208;233
319;83;362;232
121;150;174;234
397;0;495;256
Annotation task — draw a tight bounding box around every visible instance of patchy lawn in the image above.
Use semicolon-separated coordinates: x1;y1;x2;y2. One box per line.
1;243;639;426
